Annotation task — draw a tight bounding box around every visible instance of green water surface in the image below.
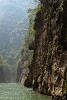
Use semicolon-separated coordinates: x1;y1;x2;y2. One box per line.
0;83;50;100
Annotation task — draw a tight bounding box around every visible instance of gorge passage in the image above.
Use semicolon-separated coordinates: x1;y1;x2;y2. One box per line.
21;0;67;100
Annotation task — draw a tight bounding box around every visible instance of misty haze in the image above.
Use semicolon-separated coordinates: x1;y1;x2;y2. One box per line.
0;0;37;82
0;0;66;100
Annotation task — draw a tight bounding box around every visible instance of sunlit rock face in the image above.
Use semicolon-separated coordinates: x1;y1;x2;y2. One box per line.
24;0;67;99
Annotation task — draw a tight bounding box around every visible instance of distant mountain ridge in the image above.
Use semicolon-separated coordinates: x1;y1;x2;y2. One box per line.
0;0;37;82
0;0;37;51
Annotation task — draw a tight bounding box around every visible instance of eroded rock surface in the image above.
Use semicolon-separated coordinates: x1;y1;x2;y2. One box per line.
24;0;67;99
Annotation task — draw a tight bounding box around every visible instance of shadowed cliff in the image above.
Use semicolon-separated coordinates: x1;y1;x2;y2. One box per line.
24;0;67;100
15;0;67;100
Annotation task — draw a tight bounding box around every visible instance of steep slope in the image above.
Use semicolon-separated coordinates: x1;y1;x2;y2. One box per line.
0;54;12;83
0;0;36;51
0;0;37;82
24;0;67;99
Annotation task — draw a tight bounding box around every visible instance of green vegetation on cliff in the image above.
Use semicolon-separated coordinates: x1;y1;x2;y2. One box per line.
23;0;67;100
16;8;36;82
16;2;41;82
0;0;37;82
0;54;12;82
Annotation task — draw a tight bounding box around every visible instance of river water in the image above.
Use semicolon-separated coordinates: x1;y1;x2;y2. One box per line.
0;83;50;100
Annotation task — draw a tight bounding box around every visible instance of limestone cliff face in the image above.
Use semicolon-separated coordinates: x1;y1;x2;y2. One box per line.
24;0;67;99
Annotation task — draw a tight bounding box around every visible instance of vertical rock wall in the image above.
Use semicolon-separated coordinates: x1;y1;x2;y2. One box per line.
24;0;67;99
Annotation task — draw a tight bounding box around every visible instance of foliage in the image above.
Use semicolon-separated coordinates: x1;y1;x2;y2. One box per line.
17;6;38;70
0;54;8;68
0;54;5;67
0;0;39;82
17;1;42;70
